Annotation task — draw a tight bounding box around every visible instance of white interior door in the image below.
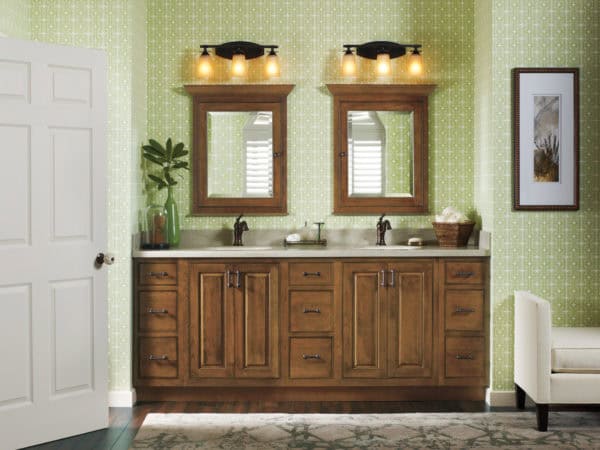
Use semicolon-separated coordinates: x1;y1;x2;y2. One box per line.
0;37;108;449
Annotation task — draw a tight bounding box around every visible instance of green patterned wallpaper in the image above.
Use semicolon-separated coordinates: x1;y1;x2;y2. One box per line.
0;0;31;39
475;0;600;390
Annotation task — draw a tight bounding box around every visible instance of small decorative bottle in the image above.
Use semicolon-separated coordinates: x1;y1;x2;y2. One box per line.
141;205;170;250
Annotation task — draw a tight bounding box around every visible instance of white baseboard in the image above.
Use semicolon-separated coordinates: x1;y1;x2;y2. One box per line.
486;389;515;406
109;388;136;407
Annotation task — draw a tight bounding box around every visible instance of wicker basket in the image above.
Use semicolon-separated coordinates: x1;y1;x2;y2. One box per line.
432;221;475;248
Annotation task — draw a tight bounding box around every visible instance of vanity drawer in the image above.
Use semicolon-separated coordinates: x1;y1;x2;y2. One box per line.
138;262;177;286
289;337;333;378
288;262;334;286
289;290;333;332
445;261;484;285
445;289;484;331
445;336;485;378
138;291;177;333
139;337;178;378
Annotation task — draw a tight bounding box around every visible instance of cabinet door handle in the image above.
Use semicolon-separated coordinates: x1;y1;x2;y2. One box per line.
454;306;476;313
380;270;386;287
388;269;395;287
302;354;321;360
226;270;233;288
303;307;321;314
147;271;168;278
148;354;168;361
302;271;321;277
147;308;168;314
454;271;475;278
235;270;241;288
455;354;474;360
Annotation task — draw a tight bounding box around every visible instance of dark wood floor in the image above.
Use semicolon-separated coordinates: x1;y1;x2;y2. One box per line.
25;400;505;450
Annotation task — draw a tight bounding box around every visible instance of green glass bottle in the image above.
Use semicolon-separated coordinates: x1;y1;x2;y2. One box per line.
164;186;180;246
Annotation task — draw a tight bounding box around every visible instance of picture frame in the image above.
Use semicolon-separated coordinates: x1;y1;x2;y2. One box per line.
512;68;579;210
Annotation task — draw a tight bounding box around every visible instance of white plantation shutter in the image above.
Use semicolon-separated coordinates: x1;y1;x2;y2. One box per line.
348;111;385;195
244;112;273;196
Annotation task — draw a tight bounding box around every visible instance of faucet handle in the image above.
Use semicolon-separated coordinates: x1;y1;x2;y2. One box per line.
378;213;386;223
235;214;243;224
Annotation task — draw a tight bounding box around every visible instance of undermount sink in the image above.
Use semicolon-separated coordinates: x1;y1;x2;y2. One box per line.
359;245;423;250
201;246;273;251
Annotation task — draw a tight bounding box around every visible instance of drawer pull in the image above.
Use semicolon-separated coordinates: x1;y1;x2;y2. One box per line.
235;270;241;288
388;269;395;287
302;307;321;314
302;353;321;360
454;306;476;314
147;308;168;314
147;271;169;278
302;271;321;277
455;354;474;360
380;270;386;287
454;271;475;278
148;354;169;361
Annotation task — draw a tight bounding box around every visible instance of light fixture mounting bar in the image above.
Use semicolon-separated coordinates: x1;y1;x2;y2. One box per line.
343;41;422;60
201;41;279;60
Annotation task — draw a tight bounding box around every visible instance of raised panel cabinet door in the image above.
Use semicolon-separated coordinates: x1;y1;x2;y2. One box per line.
189;263;234;378
342;263;386;378
387;261;434;378
234;264;279;378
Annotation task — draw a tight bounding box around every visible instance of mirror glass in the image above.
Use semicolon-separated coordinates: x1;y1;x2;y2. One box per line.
347;111;413;197
206;111;273;198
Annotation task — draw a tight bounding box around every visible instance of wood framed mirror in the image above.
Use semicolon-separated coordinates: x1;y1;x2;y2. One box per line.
185;84;294;215
326;84;435;214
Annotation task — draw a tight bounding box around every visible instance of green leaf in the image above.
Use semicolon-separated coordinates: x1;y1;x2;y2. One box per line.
142;145;165;158
148;139;166;155
165;171;176;185
142;153;164;166
148;174;165;185
172;142;185;157
174;150;188;159
166;138;173;161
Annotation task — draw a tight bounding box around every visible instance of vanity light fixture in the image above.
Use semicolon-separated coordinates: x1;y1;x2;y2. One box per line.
341;41;423;78
197;41;280;79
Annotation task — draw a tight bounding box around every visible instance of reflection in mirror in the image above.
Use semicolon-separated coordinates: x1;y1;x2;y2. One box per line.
207;111;273;198
347;111;413;198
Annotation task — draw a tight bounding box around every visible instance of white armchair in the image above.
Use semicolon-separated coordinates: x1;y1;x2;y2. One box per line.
514;291;600;431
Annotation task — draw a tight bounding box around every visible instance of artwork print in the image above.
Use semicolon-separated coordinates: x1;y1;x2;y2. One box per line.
533;95;560;182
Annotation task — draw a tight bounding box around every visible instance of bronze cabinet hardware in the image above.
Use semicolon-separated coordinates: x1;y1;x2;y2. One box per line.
147;308;168;314
302;271;321;277
454;306;476;313
226;270;233;288
235;270;241;288
302;307;321;314
148;354;169;361
147;271;168;278
388;269;396;287
454;271;475;278
380;269;386;287
302;354;321;360
455;354;474;360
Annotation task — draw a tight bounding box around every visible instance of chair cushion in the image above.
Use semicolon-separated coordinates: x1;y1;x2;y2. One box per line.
551;327;600;374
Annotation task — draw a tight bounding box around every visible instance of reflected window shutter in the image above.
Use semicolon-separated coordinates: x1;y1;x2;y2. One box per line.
244;112;273;196
348;112;384;195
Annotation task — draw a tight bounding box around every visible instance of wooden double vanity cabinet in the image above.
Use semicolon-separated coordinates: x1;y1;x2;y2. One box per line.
133;255;489;401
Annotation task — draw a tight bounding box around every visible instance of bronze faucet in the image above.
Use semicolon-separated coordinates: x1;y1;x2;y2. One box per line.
233;214;249;246
376;214;392;246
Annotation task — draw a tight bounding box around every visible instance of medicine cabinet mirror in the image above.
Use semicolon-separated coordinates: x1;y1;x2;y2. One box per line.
326;84;435;214
185;84;294;215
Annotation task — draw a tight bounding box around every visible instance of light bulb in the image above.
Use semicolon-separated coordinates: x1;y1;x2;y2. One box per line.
265;49;280;78
231;53;247;78
196;48;212;79
342;48;356;77
408;49;423;75
376;53;391;77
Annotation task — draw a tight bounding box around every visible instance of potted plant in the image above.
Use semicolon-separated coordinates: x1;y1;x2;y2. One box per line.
142;138;189;246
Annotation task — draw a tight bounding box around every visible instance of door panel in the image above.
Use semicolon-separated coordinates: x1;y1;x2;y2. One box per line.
342;263;386;378
387;261;433;378
189;264;233;378
234;264;279;378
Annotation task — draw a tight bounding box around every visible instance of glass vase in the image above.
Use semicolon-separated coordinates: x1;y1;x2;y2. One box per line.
164;186;180;246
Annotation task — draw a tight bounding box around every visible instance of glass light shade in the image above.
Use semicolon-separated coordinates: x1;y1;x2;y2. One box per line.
376;53;391;77
265;52;280;78
408;51;423;75
231;53;247;78
197;51;212;79
342;50;357;77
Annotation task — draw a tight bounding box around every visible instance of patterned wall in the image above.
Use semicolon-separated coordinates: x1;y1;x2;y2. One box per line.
475;0;600;390
0;0;31;39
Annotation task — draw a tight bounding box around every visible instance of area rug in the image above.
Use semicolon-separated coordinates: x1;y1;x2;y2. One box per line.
131;412;600;449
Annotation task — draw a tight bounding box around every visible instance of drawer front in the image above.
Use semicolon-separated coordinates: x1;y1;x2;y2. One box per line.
445;289;484;331
138;262;177;286
445;336;485;378
138;291;177;333
445;261;483;285
139;337;178;378
289;337;333;378
289;262;334;285
289;291;333;332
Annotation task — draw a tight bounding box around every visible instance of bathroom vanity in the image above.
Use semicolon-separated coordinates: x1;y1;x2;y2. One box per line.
132;237;489;402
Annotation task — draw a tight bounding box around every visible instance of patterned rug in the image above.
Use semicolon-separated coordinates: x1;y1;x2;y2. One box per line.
131;412;600;449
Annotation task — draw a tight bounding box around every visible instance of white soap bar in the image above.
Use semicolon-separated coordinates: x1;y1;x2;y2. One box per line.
286;233;301;242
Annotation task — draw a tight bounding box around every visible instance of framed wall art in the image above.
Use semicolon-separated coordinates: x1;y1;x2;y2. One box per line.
512;68;579;210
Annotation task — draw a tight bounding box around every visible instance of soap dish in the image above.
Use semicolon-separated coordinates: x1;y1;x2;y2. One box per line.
283;239;327;247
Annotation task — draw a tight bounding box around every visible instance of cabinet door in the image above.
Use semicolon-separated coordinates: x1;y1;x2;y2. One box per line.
387;261;433;378
233;263;279;378
342;263;386;378
189;263;234;378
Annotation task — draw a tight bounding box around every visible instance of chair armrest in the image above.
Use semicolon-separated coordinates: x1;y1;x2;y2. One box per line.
514;291;552;403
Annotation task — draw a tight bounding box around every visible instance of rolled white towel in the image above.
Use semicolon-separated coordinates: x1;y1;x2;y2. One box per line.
285;233;302;243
